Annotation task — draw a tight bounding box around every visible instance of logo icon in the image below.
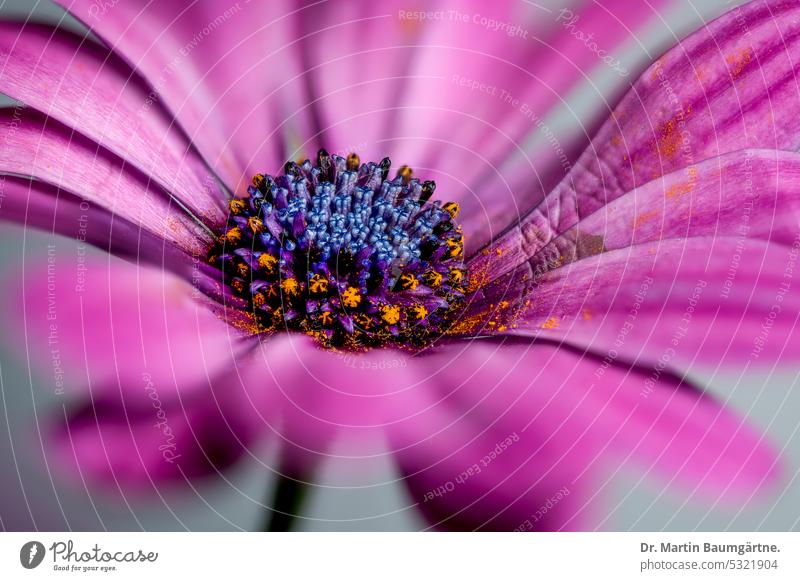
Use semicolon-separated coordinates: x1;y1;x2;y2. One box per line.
20;541;46;569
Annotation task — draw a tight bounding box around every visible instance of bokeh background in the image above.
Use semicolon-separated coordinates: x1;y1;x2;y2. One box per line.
1;0;799;531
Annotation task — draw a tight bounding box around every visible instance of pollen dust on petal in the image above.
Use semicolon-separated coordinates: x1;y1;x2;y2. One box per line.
540;317;560;330
212;306;263;336
656;117;683;161
633;209;660;230
726;47;752;78
447;291;532;337
665;166;698;206
466;261;492;293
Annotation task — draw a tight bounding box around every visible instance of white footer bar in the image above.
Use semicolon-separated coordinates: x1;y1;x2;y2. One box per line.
1;532;797;579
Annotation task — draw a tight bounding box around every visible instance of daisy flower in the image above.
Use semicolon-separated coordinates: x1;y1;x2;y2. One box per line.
0;0;795;530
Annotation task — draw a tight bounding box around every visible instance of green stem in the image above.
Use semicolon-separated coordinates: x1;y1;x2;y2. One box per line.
263;462;311;532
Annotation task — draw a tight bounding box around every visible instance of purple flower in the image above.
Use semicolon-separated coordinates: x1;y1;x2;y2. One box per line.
0;0;795;530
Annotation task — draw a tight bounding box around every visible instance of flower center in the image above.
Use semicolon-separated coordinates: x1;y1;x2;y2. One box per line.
208;150;468;349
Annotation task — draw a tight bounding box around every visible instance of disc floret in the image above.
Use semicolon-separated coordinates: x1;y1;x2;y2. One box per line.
209;150;468;349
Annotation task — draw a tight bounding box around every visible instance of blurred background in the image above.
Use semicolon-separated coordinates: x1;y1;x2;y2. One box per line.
1;0;799;531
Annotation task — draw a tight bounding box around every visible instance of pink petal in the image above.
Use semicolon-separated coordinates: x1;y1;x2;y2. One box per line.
473;236;800;369
3;256;243;397
475;148;800;293
529;149;800;270
473;0;800;280
0;108;209;255
0;175;187;268
1;256;263;490
236;334;421;470
50;371;259;491
389;340;780;530
0;22;227;226
57;0;319;191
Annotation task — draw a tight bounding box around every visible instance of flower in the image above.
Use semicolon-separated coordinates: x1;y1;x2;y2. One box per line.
0;0;796;530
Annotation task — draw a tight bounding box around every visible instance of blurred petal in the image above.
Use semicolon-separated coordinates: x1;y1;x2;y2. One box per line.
57;0;319;191
0;22;227;225
3;256;243;396
236;334;421;471
390;340;780;530
299;0;671;250
0;256;262;490
50;370;259;490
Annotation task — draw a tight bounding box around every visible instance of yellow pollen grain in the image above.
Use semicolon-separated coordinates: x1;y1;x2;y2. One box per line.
252;173;266;189
665;175;696;204
424;270;443;288
304;329;328;344
633;209;659;229
355;313;373;329
342;286;362;308
465;267;489;293
320;311;334;326
397;165;413;184
399;273;419;291
540;317;560;330
655;115;691;161
248;217;266;233
236;263;249;278
221;227;242;245
411;304;429;320
443;201;460;219
252;293;266;308
380;305;401;325
726;47;752;78
229;199;246;215
223;310;261;336
258;253;278;273
446;237;464;258
446;310;489;336
281;278;300;296
309;274;329;294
